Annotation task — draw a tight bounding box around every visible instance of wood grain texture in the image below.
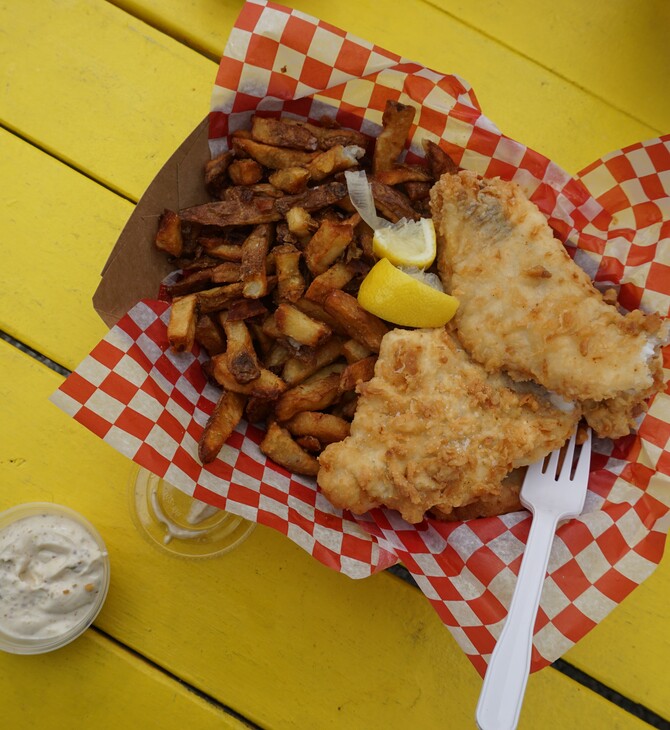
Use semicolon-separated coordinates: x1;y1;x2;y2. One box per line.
0;130;129;367
429;0;670;132
0;0;216;200
0;628;247;729
0;340;653;728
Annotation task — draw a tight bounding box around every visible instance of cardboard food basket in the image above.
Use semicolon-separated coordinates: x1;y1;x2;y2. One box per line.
52;0;670;676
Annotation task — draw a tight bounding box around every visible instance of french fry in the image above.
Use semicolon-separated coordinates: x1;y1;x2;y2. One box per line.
268;167;310;194
282;337;343;387
198;390;246;464
209;262;242;284
323;290;389;352
232;136;318;169
251;115;319;151
330;391;358;420
241;223;273;298
283;411;350;445
211;355;287;400
373;100;416;174
306;144;365;182
167;295;197;353
375;164;432;186
245;396;274;425
226;298;268;321
341;338;372;363
167;268;216;297
285;206;317;239
404;181;432;202
275;364;344;421
222;319;261;384
274;244;305;303
295;435;322;453
338;356;377;393
196;283;245;314
228;158;264;186
294;298;349;337
195;314;226;356
155;209;183;257
370;179;419;222
261;313;282;340
422;139;458;179
265;341;292;371
274;182;348;215
199;239;244;262
274;303;332;347
204;151;233;197
248;321;274;358
304;219;354;276
259;422;319;477
305;262;356;304
283;118;368;150
180;196;281;227
223;184;283;200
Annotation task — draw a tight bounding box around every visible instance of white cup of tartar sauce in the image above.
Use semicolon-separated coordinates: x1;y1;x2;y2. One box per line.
0;503;110;654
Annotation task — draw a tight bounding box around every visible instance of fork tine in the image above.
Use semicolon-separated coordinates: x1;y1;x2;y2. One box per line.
572;428;592;482
558;429;578;480
545;442;562;476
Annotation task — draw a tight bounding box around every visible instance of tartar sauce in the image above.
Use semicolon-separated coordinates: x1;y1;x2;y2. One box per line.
0;513;107;640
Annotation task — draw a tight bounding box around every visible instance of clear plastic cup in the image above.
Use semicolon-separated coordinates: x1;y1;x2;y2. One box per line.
129;467;255;558
0;503;110;655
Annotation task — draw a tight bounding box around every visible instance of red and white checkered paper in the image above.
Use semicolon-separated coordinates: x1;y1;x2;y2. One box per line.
51;0;670;676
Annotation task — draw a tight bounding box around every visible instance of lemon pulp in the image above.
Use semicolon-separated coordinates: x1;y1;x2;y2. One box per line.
357;258;459;328
372;218;436;268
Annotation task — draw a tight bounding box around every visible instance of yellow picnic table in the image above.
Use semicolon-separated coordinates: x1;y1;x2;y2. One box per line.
1;1;668;728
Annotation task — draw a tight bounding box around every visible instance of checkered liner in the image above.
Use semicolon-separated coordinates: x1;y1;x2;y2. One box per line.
51;0;670;675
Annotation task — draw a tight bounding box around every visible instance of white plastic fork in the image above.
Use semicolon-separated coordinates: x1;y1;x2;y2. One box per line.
476;427;592;730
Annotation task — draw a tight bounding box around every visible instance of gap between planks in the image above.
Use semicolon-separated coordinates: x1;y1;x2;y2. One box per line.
90;626;263;729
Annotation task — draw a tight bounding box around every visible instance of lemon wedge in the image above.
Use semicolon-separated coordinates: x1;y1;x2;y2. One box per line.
358;258;459;328
372;218;436;268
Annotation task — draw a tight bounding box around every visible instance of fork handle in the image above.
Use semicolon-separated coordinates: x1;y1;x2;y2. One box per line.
476;509;558;730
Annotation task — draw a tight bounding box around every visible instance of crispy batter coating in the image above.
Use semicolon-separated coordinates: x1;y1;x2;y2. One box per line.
430;171;667;438
317;328;579;523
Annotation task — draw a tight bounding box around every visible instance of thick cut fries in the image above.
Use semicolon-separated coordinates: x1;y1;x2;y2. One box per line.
154;101;452;474
155;210;183;257
199;391;246;464
373;101;416;174
167;295;197;352
275;303;332;347
283;411;350;444
241;224;273;298
323;290;389;352
259;422;319;476
275;365;344;421
222;319;261;384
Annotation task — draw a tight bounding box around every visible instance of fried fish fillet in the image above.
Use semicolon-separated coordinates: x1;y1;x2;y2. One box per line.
430;171;667;438
317;328;579;523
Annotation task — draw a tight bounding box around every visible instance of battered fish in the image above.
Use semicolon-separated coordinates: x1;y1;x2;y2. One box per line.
430;171;667;438
317;328;579;523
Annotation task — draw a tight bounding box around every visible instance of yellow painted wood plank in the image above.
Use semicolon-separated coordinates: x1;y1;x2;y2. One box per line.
0;129;130;368
0;338;653;728
0;3;668;726
114;0;658;173
0;0;217;200
0;629;247;730
429;0;670;132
